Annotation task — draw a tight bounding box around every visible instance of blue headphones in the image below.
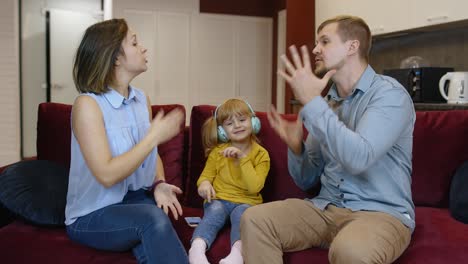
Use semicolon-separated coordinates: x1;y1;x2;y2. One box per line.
214;100;261;143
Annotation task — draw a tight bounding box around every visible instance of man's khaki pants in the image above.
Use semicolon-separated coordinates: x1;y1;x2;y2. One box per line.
240;199;411;264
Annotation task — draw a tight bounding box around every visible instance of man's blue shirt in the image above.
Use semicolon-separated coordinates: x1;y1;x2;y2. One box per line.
288;65;416;230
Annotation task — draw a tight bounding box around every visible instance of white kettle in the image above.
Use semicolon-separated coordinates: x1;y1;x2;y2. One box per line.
439;72;468;104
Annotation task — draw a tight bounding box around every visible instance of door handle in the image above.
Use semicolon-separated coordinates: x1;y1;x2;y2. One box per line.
52;83;63;89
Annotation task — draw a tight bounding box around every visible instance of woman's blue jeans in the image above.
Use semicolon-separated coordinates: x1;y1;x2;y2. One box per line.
191;199;250;249
66;189;188;264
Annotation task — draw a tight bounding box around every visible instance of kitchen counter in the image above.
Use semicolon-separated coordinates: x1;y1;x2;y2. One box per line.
289;100;468;113
414;103;468;111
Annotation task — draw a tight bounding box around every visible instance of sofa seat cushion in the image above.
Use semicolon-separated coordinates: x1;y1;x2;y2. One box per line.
175;206;468;264
0;220;135;264
396;207;468;263
173;206;231;262
284;248;328;263
176;206;330;263
285;207;468;264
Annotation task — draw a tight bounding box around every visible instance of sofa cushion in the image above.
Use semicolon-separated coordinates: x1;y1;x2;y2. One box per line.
0;221;135;264
36;102;186;190
0;160;68;226
449;161;468;223
412;110;468;207
184;105;314;208
395;207;468;263
37;103;72;168
150;105;187;189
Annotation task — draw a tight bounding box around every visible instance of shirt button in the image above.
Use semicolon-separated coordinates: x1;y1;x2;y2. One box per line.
340;179;344;182
340;194;344;198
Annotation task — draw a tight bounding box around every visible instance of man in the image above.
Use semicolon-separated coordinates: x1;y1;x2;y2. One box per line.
240;15;415;264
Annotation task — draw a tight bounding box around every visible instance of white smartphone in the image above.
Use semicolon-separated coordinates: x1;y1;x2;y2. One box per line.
184;216;202;227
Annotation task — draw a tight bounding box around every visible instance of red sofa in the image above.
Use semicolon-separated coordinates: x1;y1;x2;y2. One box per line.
1;103;468;263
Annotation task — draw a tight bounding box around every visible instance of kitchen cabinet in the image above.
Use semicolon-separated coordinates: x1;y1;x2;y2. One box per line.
316;0;468;36
316;0;409;36
315;0;409;35
315;0;350;33
344;0;409;35
408;0;468;29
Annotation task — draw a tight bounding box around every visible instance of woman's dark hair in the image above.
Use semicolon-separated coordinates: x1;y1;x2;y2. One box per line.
73;18;128;94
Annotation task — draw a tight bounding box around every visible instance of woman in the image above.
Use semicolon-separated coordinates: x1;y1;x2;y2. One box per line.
65;19;188;263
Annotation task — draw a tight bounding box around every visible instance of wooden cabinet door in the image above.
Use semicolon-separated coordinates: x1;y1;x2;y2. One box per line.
346;0;409;35
408;0;468;29
315;0;351;33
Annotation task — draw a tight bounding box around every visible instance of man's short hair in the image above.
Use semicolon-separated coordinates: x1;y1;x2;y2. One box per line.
317;15;372;62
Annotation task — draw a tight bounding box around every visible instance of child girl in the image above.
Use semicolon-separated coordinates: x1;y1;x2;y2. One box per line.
188;99;270;264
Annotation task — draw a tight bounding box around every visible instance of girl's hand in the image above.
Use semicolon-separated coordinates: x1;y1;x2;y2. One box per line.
153;182;183;220
219;146;246;159
197;180;216;203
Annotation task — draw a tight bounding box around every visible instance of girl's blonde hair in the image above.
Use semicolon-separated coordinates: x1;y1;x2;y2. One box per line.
202;99;259;156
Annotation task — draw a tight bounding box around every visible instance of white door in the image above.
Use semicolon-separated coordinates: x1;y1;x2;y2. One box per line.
237;16;272;111
123;9;192;123
191;14;272;112
191;14;237;107
49;9;100;104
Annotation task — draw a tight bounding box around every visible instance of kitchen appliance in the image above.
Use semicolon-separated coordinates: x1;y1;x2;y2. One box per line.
439;72;468;104
383;67;454;103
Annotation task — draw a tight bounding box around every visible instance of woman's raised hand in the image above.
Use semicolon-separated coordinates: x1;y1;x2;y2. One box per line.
149;108;184;146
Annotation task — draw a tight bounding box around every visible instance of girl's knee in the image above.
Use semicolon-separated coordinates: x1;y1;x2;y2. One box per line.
205;200;225;211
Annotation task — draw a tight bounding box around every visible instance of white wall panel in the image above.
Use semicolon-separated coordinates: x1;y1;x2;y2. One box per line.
238;17;272;112
191;14;237;106
114;2;273;122
0;0;20;165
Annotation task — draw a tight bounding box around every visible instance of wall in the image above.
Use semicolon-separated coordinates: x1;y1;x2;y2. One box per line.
284;0;315;113
200;0;284;111
0;0;20;166
371;26;468;73
21;0;101;158
200;0;315;114
200;0;274;17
